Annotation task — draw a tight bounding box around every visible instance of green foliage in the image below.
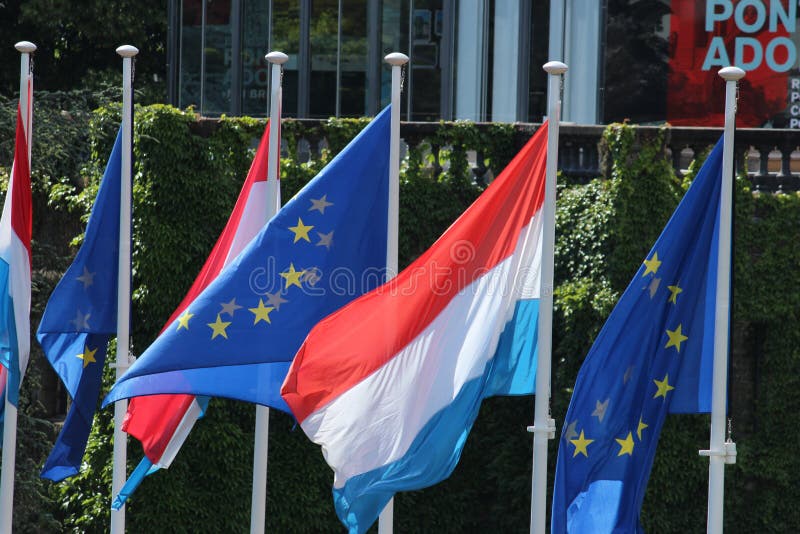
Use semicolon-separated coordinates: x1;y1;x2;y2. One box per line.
0;0;165;101
4;103;798;532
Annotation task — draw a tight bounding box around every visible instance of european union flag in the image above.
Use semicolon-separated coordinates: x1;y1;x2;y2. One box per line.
551;139;724;532
103;106;391;410
37;128;123;481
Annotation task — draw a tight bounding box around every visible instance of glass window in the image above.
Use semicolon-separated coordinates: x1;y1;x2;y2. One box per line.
380;0;409;114
180;0;203;110
409;0;444;121
602;0;670;124
203;0;234;115
378;0;443;120
309;0;339;118
527;0;549;122
242;0;271;116
176;0;555;122
340;0;369;116
271;0;301;117
454;0;487;121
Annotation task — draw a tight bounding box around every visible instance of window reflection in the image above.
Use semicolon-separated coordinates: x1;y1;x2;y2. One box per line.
310;0;339;118
339;1;369;116
203;0;233;115
242;0;271;116
410;0;443;121
180;0;203;110
271;0;300;117
177;0;548;122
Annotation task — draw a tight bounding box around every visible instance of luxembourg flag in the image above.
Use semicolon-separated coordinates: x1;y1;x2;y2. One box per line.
117;122;277;501
0;104;33;410
282;123;548;533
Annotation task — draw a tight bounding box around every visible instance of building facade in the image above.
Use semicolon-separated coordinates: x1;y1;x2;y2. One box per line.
168;0;800;128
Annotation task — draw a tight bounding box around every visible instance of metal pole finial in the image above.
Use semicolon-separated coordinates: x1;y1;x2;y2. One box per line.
718;66;745;82
15;41;36;54
543;61;568;75
265;51;289;65
384;52;409;67
116;45;139;58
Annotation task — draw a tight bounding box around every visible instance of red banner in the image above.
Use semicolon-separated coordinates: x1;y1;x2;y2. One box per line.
667;0;797;127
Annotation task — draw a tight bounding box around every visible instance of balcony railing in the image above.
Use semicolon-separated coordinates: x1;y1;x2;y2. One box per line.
193;119;800;193
553;124;800;193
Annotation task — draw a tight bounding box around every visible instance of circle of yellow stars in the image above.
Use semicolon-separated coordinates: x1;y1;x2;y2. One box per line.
567;249;689;461
172;194;336;342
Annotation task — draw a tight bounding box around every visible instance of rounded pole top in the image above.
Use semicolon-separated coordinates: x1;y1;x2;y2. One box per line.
718;66;745;82
265;51;289;65
543;61;568;75
15;41;36;53
116;45;139;58
384;52;409;66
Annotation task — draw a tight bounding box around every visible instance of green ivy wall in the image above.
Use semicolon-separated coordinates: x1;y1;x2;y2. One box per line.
0;101;797;533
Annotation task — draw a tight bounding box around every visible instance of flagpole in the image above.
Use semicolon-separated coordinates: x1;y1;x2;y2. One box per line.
701;65;743;534
528;60;567;534
0;40;35;534
249;50;287;534
378;51;408;534
111;44;138;534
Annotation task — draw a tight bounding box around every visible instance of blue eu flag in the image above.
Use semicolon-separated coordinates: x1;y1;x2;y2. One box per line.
551;139;724;532
103;106;391;411
38;128;123;481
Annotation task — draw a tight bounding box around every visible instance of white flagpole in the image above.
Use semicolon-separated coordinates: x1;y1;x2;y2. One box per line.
111;44;138;534
249;50;287;534
378;51;408;534
0;40;36;534
529;60;567;534
701;65;743;534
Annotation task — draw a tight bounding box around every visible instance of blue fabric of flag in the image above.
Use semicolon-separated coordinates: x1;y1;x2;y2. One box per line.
103;106;391;410
0;292;20;408
551;138;723;533
37;129;122;481
0;264;20;406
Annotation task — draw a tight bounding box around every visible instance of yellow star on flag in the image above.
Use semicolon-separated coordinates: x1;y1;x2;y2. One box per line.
249;299;275;325
570;430;594;458
667;284;682;304
616;431;635;456
280;263;305;289
288;218;314;243
642;252;661;277
653;374;675;399
176;310;194;331
76;346;98;368
637;417;649;440
665;324;688;352
208;314;232;340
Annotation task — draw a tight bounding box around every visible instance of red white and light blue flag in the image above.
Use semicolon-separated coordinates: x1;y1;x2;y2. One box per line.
0;103;33;412
281;123;548;534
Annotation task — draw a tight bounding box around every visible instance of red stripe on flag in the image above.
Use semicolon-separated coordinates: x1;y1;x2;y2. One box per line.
0;366;6;397
282;123;548;423
123;123;273;462
11;106;32;264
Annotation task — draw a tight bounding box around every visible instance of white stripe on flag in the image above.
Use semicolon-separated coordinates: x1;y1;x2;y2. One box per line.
0;163;30;379
224;181;268;265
